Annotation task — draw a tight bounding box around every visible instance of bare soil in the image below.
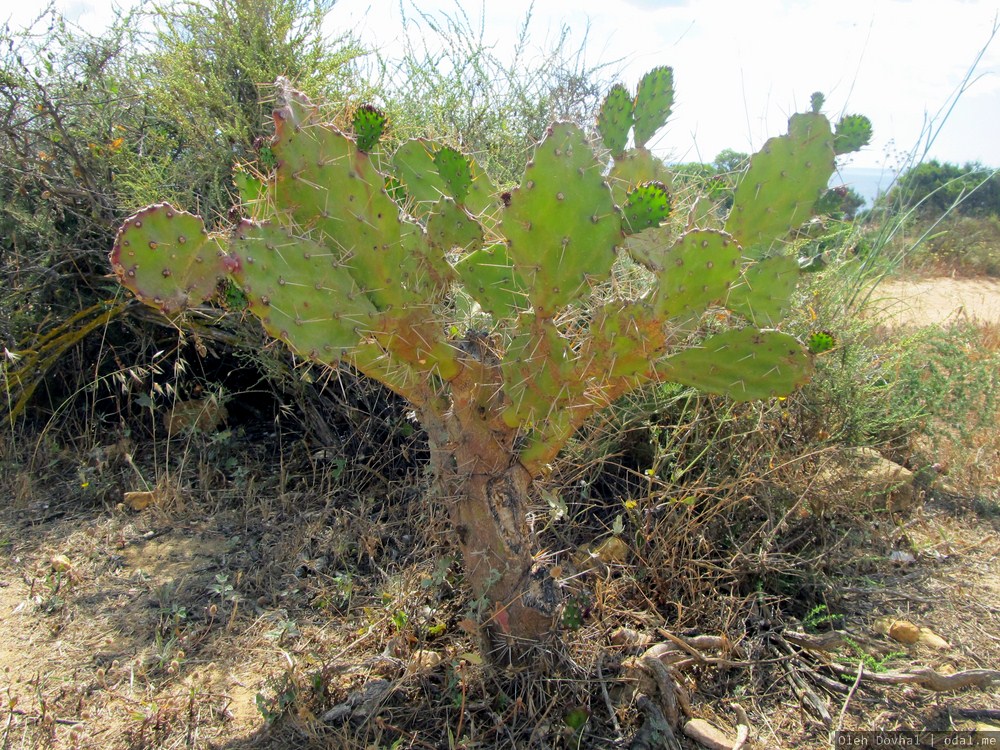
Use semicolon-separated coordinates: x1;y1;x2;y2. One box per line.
0;277;997;749
877;277;1000;326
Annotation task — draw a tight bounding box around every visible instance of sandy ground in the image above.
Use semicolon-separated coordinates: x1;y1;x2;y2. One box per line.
877;277;1000;326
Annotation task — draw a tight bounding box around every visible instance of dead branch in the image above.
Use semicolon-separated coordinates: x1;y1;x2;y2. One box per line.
823;664;1000;692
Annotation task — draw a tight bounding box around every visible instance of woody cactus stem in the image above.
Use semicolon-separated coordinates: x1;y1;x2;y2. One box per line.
110;73;870;662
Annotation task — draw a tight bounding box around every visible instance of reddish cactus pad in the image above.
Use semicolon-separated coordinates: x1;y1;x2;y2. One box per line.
110;204;228;314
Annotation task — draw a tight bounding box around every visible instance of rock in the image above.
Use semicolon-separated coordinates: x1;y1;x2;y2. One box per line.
873;617;950;650
683;718;736;750
123;490;158;511
321;679;392;724
874;616;920;644
917;627;950;650
809;447;917;513
406;649;443;673
572;535;629;572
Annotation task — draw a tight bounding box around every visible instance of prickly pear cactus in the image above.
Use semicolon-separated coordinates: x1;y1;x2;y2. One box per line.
110;70;871;656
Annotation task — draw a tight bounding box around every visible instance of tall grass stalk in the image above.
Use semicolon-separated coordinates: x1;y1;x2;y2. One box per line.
843;18;1000;310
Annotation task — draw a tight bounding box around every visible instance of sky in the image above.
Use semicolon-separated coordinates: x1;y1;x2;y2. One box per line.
3;0;999;177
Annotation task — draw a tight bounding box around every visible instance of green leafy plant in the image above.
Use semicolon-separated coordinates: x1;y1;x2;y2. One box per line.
108;69;869;662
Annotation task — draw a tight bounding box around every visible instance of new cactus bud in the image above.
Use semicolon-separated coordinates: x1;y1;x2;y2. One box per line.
834;114;873;155
622;182;671;234
352;104;387;153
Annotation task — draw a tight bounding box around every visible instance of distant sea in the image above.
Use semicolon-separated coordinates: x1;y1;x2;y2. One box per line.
830;166;898;207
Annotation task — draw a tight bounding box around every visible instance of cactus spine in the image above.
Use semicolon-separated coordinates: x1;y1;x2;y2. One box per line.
110;71;870;661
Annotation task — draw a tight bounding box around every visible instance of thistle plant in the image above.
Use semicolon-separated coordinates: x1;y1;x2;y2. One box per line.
110;69;870;662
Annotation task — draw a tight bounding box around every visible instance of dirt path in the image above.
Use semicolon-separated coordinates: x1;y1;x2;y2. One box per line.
877;277;1000;326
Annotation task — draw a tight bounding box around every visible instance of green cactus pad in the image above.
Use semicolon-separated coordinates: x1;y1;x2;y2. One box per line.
725;112;835;259
726;254;800;327
607;149;672;208
652;229;742;320
233;166;266;210
622;182;671;234
270;95;413;310
597;83;633;156
453;243;527;318
433;146;473;204
623;225;671;272
426;197;484;254
229;221;378;360
391;139;495;220
501;315;583;427
632;66;674;149
110;204;228;315
352;104;387;153
833;114;873;155
686;196;721;231
657;328;812;400
502;122;619;318
463;154;499;220
391;138;448;216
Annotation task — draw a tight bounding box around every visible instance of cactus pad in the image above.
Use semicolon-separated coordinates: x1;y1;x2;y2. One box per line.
657;328;812;400
454;243;527;318
726;254;800;327
391;139;495;219
632;66;674;149
597;83;633;156
652;229;742;320
622;182;671;234
501;315;583;427
502;123;619;317
607;149;672;208
433;145;473;203
270;98;413;309
426;197;484;254
352;104;387;153
110;204;228;315
725;112;835;258
584;302;663;379
230;221;378;360
391;138;448;216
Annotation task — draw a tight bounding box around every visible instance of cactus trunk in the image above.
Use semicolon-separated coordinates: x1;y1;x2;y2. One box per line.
420;357;559;659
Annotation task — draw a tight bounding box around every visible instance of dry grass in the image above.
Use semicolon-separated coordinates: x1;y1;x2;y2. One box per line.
1;308;998;749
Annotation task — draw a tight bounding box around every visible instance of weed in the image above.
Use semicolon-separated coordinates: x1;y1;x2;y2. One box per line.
803;604;843;632
842;636;906;674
